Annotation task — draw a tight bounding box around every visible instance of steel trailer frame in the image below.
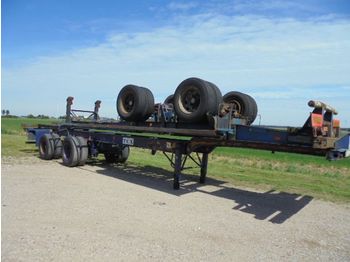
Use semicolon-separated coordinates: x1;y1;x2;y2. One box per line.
25;97;349;190
36;126;213;189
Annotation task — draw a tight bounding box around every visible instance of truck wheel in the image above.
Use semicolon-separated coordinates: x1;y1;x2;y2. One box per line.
174;77;220;123
104;146;130;164
39;134;54;160
144;87;155;119
104;152;117;163
62;135;80;167
117;85;154;121
206;81;223;111
76;136;88;166
164;94;174;105
52;133;62;159
116;146;130;163
247;94;258;124
223;91;258;125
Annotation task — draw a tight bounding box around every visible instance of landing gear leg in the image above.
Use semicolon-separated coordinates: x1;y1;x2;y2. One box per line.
200;153;208;184
173;149;182;189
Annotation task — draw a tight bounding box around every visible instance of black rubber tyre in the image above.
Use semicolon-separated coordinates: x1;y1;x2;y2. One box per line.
52;133;62;159
174;77;220;123
116;146;130;163
62;135;80;167
104;146;130;164
246;93;258;124
104;152;118;163
76;136;88;166
223;91;258;125
39;134;54;160
116;85;154;121
164;94;174;105
206;81;223;111
144;88;155;119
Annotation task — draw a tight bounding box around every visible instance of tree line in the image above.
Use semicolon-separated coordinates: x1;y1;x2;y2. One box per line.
1;110;64;119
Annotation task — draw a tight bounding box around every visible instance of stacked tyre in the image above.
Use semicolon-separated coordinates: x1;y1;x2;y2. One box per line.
173;77;223;123
223;91;258;125
116;85;154;122
116;77;258;125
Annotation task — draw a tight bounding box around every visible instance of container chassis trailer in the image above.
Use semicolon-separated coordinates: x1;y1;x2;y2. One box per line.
25;95;350;190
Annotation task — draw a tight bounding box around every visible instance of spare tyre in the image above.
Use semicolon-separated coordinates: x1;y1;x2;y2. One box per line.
117;85;154;122
223;91;258;125
174;77;222;123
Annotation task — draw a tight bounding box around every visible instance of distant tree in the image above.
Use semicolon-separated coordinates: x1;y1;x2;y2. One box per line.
5;115;18;118
6;110;10;116
2;110;5;115
27;114;35;118
37;114;50;119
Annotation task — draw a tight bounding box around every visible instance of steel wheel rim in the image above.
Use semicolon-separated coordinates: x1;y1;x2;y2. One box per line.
124;94;134;112
179;85;201;114
226;98;243;114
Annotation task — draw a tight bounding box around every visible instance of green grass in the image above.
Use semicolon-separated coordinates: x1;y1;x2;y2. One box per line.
214;147;350;168
2;117;350;202
1;117;62;157
1;117;61;136
1;134;38;157
126;148;350;202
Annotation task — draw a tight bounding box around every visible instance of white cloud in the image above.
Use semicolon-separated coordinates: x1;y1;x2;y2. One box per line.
2;14;350;125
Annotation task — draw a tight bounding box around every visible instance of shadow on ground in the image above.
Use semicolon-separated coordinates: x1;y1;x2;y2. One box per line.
81;160;312;224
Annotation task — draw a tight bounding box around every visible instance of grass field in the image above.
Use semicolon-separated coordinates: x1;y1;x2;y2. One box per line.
2;117;350;202
1;118;62;156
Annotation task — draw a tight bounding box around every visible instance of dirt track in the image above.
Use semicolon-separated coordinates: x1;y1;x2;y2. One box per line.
2;157;350;261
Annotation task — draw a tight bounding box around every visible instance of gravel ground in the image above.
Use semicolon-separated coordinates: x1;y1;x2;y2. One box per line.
2;156;350;261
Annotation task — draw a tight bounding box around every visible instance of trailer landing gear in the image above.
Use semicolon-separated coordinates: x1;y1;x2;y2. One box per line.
163;150;209;189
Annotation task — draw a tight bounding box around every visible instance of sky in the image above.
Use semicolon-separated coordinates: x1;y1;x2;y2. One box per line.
2;0;350;126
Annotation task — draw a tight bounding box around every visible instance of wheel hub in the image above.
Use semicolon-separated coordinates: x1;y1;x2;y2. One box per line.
182;87;200;113
124;95;134;112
